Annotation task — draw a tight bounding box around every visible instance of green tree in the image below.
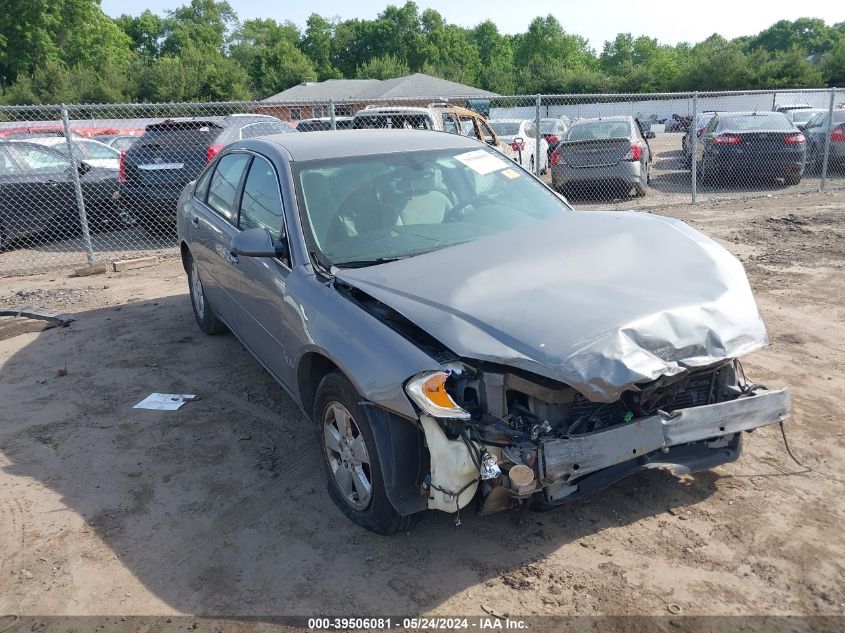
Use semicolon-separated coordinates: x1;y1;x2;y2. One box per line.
822;39;845;86
301;14;342;80
0;0;133;84
355;54;409;80
160;0;237;56
230;19;316;97
470;21;516;93
749;18;840;54
115;10;164;63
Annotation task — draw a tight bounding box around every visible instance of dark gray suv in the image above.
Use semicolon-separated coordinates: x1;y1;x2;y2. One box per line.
176;129;790;534
120;114;295;234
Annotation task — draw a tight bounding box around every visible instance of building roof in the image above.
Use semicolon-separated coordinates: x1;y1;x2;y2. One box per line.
264;73;498;103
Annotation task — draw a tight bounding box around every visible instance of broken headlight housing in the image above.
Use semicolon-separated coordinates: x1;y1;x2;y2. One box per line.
406;370;470;420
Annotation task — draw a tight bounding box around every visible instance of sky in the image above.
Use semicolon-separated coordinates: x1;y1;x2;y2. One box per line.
101;0;845;50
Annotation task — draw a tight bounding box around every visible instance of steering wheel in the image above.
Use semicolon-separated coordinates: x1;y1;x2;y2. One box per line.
443;193;495;223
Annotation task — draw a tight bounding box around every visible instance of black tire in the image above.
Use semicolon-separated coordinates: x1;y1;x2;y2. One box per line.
185;251;227;335
783;171;802;186
315;371;412;535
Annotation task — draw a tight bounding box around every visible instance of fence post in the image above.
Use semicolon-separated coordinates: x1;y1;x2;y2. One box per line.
819;87;836;192
60;104;95;266
690;92;698;205
534;94;541;176
329;99;336;131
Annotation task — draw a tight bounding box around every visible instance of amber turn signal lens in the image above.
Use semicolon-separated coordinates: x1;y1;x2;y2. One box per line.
405;370;471;420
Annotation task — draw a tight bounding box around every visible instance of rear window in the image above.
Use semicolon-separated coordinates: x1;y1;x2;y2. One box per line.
353;114;433;130
717;114;793;131
142;121;223;144
790;110;820;124
566;121;631;141
490;122;521;136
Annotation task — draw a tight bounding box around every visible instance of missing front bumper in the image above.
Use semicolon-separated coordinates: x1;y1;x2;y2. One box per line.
542;387;791;483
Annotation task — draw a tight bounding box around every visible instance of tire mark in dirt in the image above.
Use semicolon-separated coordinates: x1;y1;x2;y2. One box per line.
0;498;26;572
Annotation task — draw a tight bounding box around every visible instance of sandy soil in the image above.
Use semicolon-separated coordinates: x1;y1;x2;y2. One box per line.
0;189;843;621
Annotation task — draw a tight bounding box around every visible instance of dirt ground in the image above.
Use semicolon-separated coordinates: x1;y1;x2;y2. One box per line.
0;188;844;622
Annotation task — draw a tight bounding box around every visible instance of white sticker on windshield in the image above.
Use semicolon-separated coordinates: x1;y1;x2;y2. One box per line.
455;149;509;175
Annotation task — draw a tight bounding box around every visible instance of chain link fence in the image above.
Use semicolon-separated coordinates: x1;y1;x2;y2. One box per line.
1;88;843;277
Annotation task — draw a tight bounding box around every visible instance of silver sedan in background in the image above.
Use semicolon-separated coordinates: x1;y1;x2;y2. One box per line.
550;115;653;197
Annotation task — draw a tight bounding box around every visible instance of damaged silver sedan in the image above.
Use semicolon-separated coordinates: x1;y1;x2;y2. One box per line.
176;129;790;534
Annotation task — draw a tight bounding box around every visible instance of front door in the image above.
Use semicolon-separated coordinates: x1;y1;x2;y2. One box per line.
223;154;294;388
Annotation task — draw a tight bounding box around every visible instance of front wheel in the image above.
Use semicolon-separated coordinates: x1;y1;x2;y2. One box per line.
315;371;412;535
186;252;227;335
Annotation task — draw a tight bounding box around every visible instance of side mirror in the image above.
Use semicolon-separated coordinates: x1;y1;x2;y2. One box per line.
77;161;91;176
646;131;656;139
231;227;288;258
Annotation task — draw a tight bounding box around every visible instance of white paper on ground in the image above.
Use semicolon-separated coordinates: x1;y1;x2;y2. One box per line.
133;393;197;411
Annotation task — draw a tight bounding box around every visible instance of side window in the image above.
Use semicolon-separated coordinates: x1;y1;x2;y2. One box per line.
0;147;22;175
442;114;459;134
207;153;251;224
479;121;496;145
7;145;70;173
78;141;118;159
705;117;719;135
238;157;285;243
459;117;476;137
240;121;295;139
194;162;215;202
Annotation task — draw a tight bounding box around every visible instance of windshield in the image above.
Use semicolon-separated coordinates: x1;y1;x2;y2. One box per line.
718;114;793;131
790;110;820;124
295;147;569;267
489;121;521;136
566;120;631;141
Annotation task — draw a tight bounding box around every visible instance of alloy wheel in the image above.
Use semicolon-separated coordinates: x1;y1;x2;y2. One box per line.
322;402;373;510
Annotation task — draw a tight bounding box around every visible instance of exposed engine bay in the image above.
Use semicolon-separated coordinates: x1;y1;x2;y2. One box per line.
416;360;791;517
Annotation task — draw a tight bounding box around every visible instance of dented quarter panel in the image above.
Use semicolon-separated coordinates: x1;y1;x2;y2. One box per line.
335;211;768;402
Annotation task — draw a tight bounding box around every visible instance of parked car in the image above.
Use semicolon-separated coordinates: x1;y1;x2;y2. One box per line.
539;116;570;165
550;116;653;196
120;114;296;234
0;141;121;248
784;108;827;131
96;134;141;152
28;136;121;170
802;109;845;172
352;104;502;151
694;112;806;185
176;129;789;534
489;119;549;173
681;113;717;167
296;117;354;132
775;104;813;114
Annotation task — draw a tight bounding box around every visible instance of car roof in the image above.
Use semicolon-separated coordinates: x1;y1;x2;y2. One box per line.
254;129;485;162
716;111;788;117
490;119;526;123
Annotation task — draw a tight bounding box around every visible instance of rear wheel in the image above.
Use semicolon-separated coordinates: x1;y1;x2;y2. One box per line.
186;252;227;335
783;171;802;186
315;371;412;535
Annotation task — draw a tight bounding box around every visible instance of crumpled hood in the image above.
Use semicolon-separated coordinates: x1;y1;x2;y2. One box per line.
335;211;768;402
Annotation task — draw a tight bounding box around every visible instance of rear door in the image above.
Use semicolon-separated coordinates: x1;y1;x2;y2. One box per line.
189;151;251;326
3;144;76;240
124;121;222;191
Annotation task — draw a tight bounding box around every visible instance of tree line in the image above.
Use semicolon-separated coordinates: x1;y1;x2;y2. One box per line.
1;0;844;105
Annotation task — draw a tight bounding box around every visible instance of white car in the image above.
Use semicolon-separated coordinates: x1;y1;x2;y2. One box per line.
489;119;549;173
27;136;120;170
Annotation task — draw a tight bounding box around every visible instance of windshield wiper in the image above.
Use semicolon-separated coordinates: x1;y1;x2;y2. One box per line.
333;256;406;269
